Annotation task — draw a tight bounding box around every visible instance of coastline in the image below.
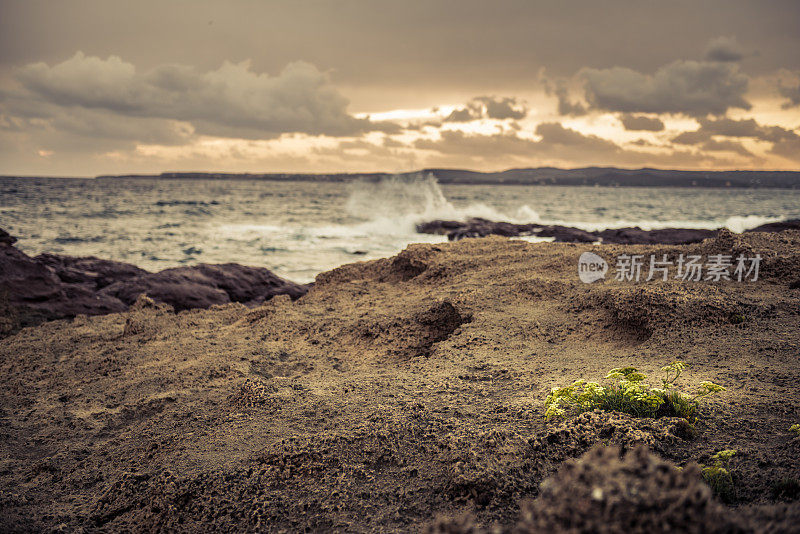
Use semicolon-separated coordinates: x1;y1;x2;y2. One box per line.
5;166;800;188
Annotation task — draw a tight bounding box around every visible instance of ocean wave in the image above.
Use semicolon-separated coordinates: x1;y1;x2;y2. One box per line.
343;173;785;234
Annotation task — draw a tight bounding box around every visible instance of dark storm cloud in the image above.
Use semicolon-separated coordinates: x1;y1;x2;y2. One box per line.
618;114;665;132
581;60;750;117
8;52;385;139
704;37;745;63
443;96;527;122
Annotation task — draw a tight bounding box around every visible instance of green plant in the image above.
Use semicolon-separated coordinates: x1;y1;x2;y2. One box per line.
544;361;725;421
790;424;800;436
702;449;737;503
728;313;745;325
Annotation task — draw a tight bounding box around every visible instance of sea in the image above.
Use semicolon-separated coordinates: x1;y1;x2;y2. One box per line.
2;174;800;283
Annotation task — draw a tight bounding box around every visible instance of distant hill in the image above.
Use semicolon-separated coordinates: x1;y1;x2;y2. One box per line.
93;167;800;188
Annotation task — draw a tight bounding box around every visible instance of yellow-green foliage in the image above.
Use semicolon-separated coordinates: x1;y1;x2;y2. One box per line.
544;361;725;421
702;449;737;503
790;424;800;436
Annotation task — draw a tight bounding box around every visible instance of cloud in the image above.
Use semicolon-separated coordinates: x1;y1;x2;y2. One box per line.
542;78;587;116
581;60;750;116
769;136;800;162
534;122;620;153
478;96;528;120
412;122;719;168
699;139;754;157
618;113;665;131
672;117;798;145
671;116;800;162
443;96;527;122
11;51;383;139
779;82;800;109
704;36;744;62
414;129;538;157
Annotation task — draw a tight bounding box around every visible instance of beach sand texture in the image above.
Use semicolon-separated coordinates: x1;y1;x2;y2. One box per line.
2;231;800;532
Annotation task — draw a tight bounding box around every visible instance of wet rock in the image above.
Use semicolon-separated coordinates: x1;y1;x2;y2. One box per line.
417;218;797;244
35;253;147;289
595;226;716;245
101;264;307;312
536;225;599;243
1;243;64;303
0;228;308;334
0;241;128;331
0;228;17;246
746;219;800;233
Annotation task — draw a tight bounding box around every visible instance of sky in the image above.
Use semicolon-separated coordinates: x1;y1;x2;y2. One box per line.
1;0;799;176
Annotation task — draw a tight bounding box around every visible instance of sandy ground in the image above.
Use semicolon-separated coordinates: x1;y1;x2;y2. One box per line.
2;231;800;532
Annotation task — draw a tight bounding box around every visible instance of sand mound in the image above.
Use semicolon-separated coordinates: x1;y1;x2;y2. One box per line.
586;284;740;341
429;445;760;533
123;294;175;338
516;445;744;534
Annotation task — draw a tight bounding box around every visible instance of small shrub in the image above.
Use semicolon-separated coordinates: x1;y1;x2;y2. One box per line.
790;424;800;436
702;449;737;503
728;313;745;325
544;361;724;422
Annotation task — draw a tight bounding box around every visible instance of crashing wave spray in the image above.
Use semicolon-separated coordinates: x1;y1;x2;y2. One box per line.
344;172;542;230
345;172;455;222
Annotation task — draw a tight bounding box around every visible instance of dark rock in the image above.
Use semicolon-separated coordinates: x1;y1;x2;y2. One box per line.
1;244;64;304
101;270;231;311
418;218;541;241
0;243;128;330
192;263;307;304
536;225;599;243
0;227;309;335
101;264;307;312
415;220;467;235
417;218;796;245
0;228;17;246
746;219;800;233
35;253;148;289
595;226;717;245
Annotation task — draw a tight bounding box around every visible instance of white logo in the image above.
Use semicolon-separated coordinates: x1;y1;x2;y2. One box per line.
578;252;608;283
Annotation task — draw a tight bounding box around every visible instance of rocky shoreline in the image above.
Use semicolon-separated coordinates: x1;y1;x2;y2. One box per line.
416;217;800;243
4;220;800;336
0;228;308;336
